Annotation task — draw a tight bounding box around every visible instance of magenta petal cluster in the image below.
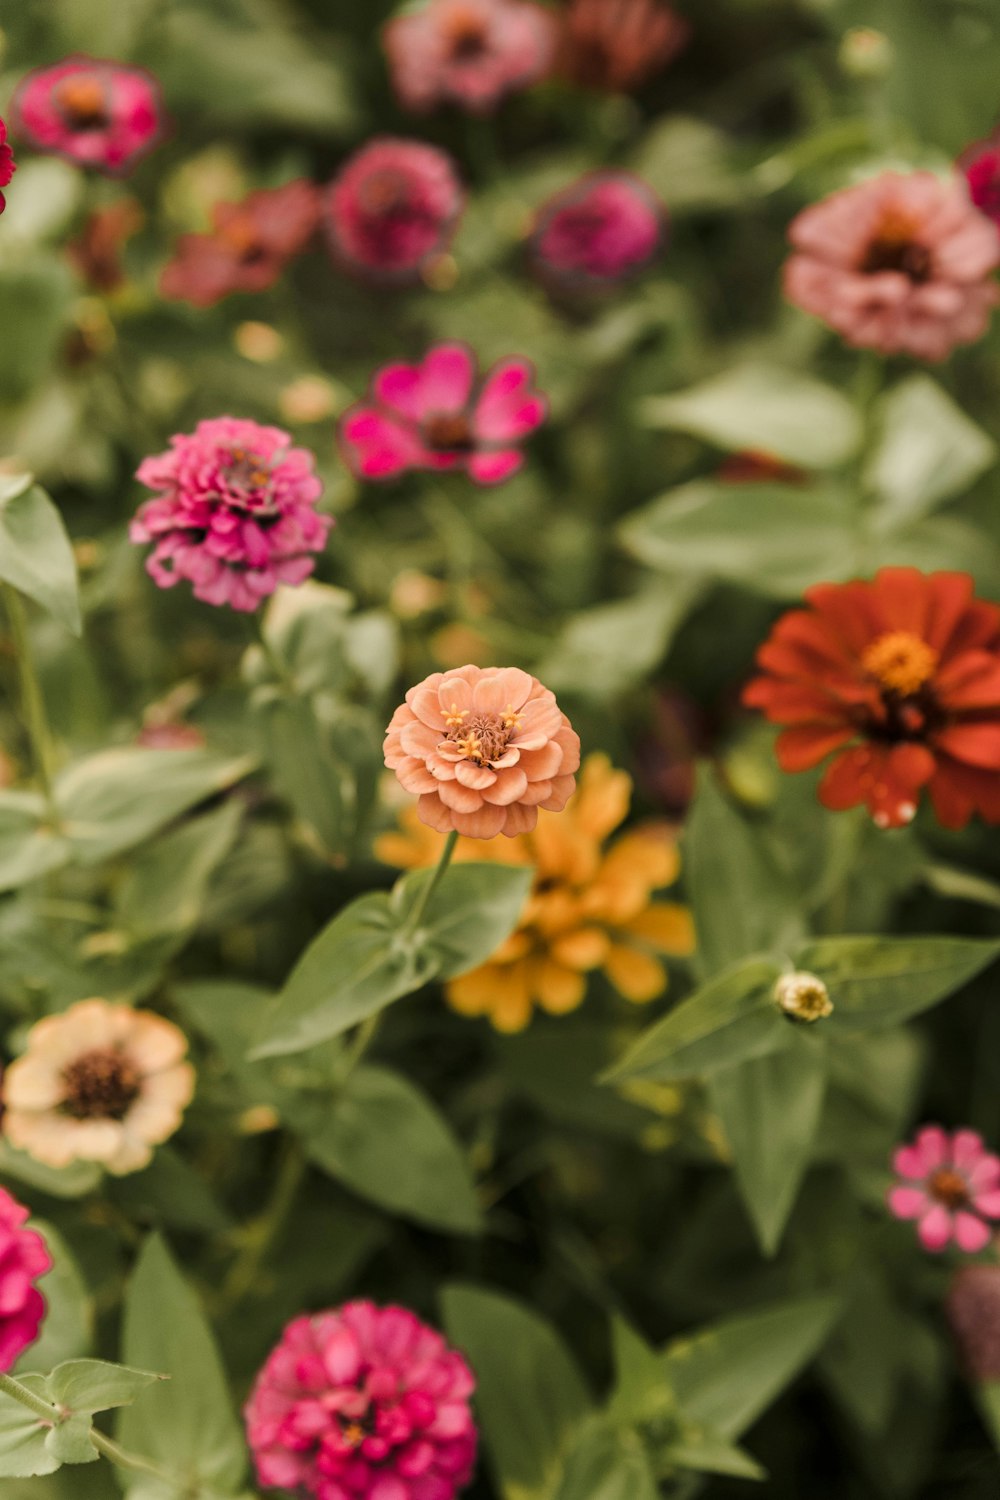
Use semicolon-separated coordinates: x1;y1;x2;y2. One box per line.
383;0;557;115
888;1125;1000;1253
340;342;547;486
532;171;665;288
0;1187;50;1372
961;135;1000;228
12;54;163;176
326;137;464;283
0;118;15;213
245;1300;478;1500
131;418;332;612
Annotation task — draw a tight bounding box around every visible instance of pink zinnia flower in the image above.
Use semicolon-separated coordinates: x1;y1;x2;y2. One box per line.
784;170;1000;360
160;181;320;308
11;55;163;176
325;137;464;284
0;118;16;213
340;342;547;485
245;1300;478;1500
131;418;332;612
888;1126;1000;1253
0;1188;50;1372
384;664;580;838
960;135;1000;227
383;0;557;115
531;171;664;289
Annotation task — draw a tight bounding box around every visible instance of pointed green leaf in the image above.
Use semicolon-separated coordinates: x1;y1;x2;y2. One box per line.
45;1361;165;1416
795;935;1000;1031
403;862;534;979
116;800;243;938
0;480;81;634
866;375;996;529
555;1420;659;1500
666;1423;765;1480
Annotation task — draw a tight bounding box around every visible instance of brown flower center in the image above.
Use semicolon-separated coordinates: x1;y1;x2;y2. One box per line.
341;1422;366;1450
445;8;489;59
56;76;109;128
444;704;524;765
61;1048;141;1121
423;412;475;452
358;170;411;218
929;1167;970;1210
862;631;939;697
860;211;933;282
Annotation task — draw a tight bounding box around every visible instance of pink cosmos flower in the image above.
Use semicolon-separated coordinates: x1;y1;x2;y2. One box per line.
340;342;547;485
531;171;664;289
245;1300;478;1500
383;0;557;115
160;181;320;308
131;418;332;612
325;138;464;284
0;1188;50;1372
888;1126;1000;1253
384;664;581;838
784;170;1000;360
960;135;1000;228
11;55;163;176
0;118;15;213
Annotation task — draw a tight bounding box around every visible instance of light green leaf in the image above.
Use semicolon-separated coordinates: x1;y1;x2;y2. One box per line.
796;935;1000;1030
0;1375;59;1478
0;792;69;893
401;862;534;980
45;1362;165;1416
0;1142;102;1200
630;117;744;211
537;579;702;703
666;1424;765;1480
44;1414;97;1466
555;1420;659;1500
866;375;996;529
116;800;243;938
0;481;80;634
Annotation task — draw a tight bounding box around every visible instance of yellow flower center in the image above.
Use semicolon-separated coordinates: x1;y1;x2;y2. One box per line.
861;630;938;697
60;1048;142;1121
341;1422;366;1449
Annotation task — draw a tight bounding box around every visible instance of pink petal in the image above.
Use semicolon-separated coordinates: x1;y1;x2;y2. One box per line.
418;343;476;416
341;407;422;479
954;1211;993;1253
466;449;524;485
474;358;547;442
971;1188;1000;1218
918;1203;954;1252
888;1185;930;1220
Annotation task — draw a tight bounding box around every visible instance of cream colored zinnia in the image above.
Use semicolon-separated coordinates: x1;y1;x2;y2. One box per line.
2;998;195;1176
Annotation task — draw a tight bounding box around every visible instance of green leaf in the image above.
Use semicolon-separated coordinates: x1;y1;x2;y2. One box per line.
115;800;243;938
608;1318;673;1428
630;116;744;211
555;1420;659;1500
709;1035;829;1254
971;1381;1000;1453
254;695;348;856
795;935;1000;1030
537;579;702;703
118;1235;246;1496
0;792;70;893
0;1141;102;1200
0;480;80;634
666;1423;765;1480
44;1414;97;1466
45;1362;164;1416
640;365;861;468
304;1065;481;1234
0;1375;59;1478
403;862;534;980
866;375;996;530
441;1284;593;1499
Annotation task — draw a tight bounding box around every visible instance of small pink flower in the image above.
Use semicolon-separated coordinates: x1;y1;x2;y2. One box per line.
161;181;320;308
0;118;16;213
340;342;547;486
784;170;1000;360
531;171;664;289
960;135;1000;227
0;1188;50;1372
131;418;332;612
12;55;163;176
245;1300;478;1500
888;1125;1000;1253
326;137;464;284
383;0;557;115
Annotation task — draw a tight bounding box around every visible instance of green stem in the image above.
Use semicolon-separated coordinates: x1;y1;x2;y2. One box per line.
0;1371;57;1421
217;1136;306;1313
2;584;60;825
0;1373;178;1487
405;829;459;935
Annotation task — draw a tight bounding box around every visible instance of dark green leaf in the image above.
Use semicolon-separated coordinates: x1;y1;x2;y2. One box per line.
115;800;243;938
555;1420;659;1500
399;862;534;980
796;935;1000;1030
0;481;80;634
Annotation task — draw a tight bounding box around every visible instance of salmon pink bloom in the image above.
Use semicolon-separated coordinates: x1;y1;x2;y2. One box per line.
0;119;15;213
743;568;1000;830
341;342;547;485
784;170;1000;360
385;664;580;838
888;1127;1000;1253
160;181;320;307
245;1300;477;1499
960;135;1000;228
556;0;690;92
131;417;332;612
326;137;463;283
531;171;664;289
68;197;143;292
383;0;557;114
0;1189;50;1372
12;55;163;176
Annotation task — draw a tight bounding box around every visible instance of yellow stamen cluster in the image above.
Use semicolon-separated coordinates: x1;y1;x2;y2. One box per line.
444;703;469;728
861;630;939;697
454;732;483;760
501;703;524;731
773;971;833;1023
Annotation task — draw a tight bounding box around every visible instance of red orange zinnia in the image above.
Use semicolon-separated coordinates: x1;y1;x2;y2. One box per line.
743;568;1000;830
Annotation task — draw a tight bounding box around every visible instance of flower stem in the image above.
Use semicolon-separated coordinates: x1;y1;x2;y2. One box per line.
0;1372;178;1487
0;1371;57;1421
404;829;459;935
2;583;60;825
217;1135;306;1314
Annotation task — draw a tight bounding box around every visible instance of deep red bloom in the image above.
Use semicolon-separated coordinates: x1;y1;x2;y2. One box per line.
961;136;1000;227
0;118;16;213
325;137;464;283
743;568;1000;830
11;55;162;176
160;181;320;308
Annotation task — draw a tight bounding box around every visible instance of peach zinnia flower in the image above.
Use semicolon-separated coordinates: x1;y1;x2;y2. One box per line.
384;665;580;838
784;170;1000;360
3;999;195;1176
379;753;694;1031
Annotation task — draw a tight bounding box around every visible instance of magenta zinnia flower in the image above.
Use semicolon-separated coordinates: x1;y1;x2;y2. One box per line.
784;170;1000;360
341;342;547;485
326;138;464;284
160;180;320;308
131;418;332;612
0;1187;50;1372
960;135;1000;228
531;171;664;289
245;1300;478;1500
0;118;16;213
888;1126;1000;1253
12;55;163;176
383;0;557;115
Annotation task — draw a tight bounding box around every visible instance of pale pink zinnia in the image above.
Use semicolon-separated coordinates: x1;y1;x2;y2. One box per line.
325;137;464;284
245;1300;478;1500
784;170;1000;360
131;417;332;612
0;1189;50;1372
531;171;665;289
340;342;547;485
383;0;557;115
888;1125;1000;1253
11;55;163;176
385;664;580;838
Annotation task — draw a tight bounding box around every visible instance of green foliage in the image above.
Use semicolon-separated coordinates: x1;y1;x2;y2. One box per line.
0;479;80;635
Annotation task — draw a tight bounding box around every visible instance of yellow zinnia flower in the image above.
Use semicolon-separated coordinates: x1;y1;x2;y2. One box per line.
375;753;695;1032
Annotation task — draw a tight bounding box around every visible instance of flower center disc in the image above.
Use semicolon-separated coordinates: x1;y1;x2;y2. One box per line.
861;630;939;697
424;412;474;451
929;1167;970;1209
861;211;932;282
445;9;489;59
61;1048;141;1120
358;170;411;218
56;76;109;128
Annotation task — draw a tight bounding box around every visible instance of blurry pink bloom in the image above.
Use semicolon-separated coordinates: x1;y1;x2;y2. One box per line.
340;342;547;485
784;170;1000;360
131;417;332;612
0;1188;50;1372
12;55;163;176
947;1264;1000;1380
960;135;1000;227
0;119;15;213
531;171;664;288
326;137;464;283
556;0;689;92
68;197;144;293
161;181;320;308
383;0;557;114
888;1125;1000;1253
385;664;580;838
245;1300;478;1499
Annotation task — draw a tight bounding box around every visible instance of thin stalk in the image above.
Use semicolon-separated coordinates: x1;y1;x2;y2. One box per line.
217;1136;306;1313
405;829;459;934
2;584;60;824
